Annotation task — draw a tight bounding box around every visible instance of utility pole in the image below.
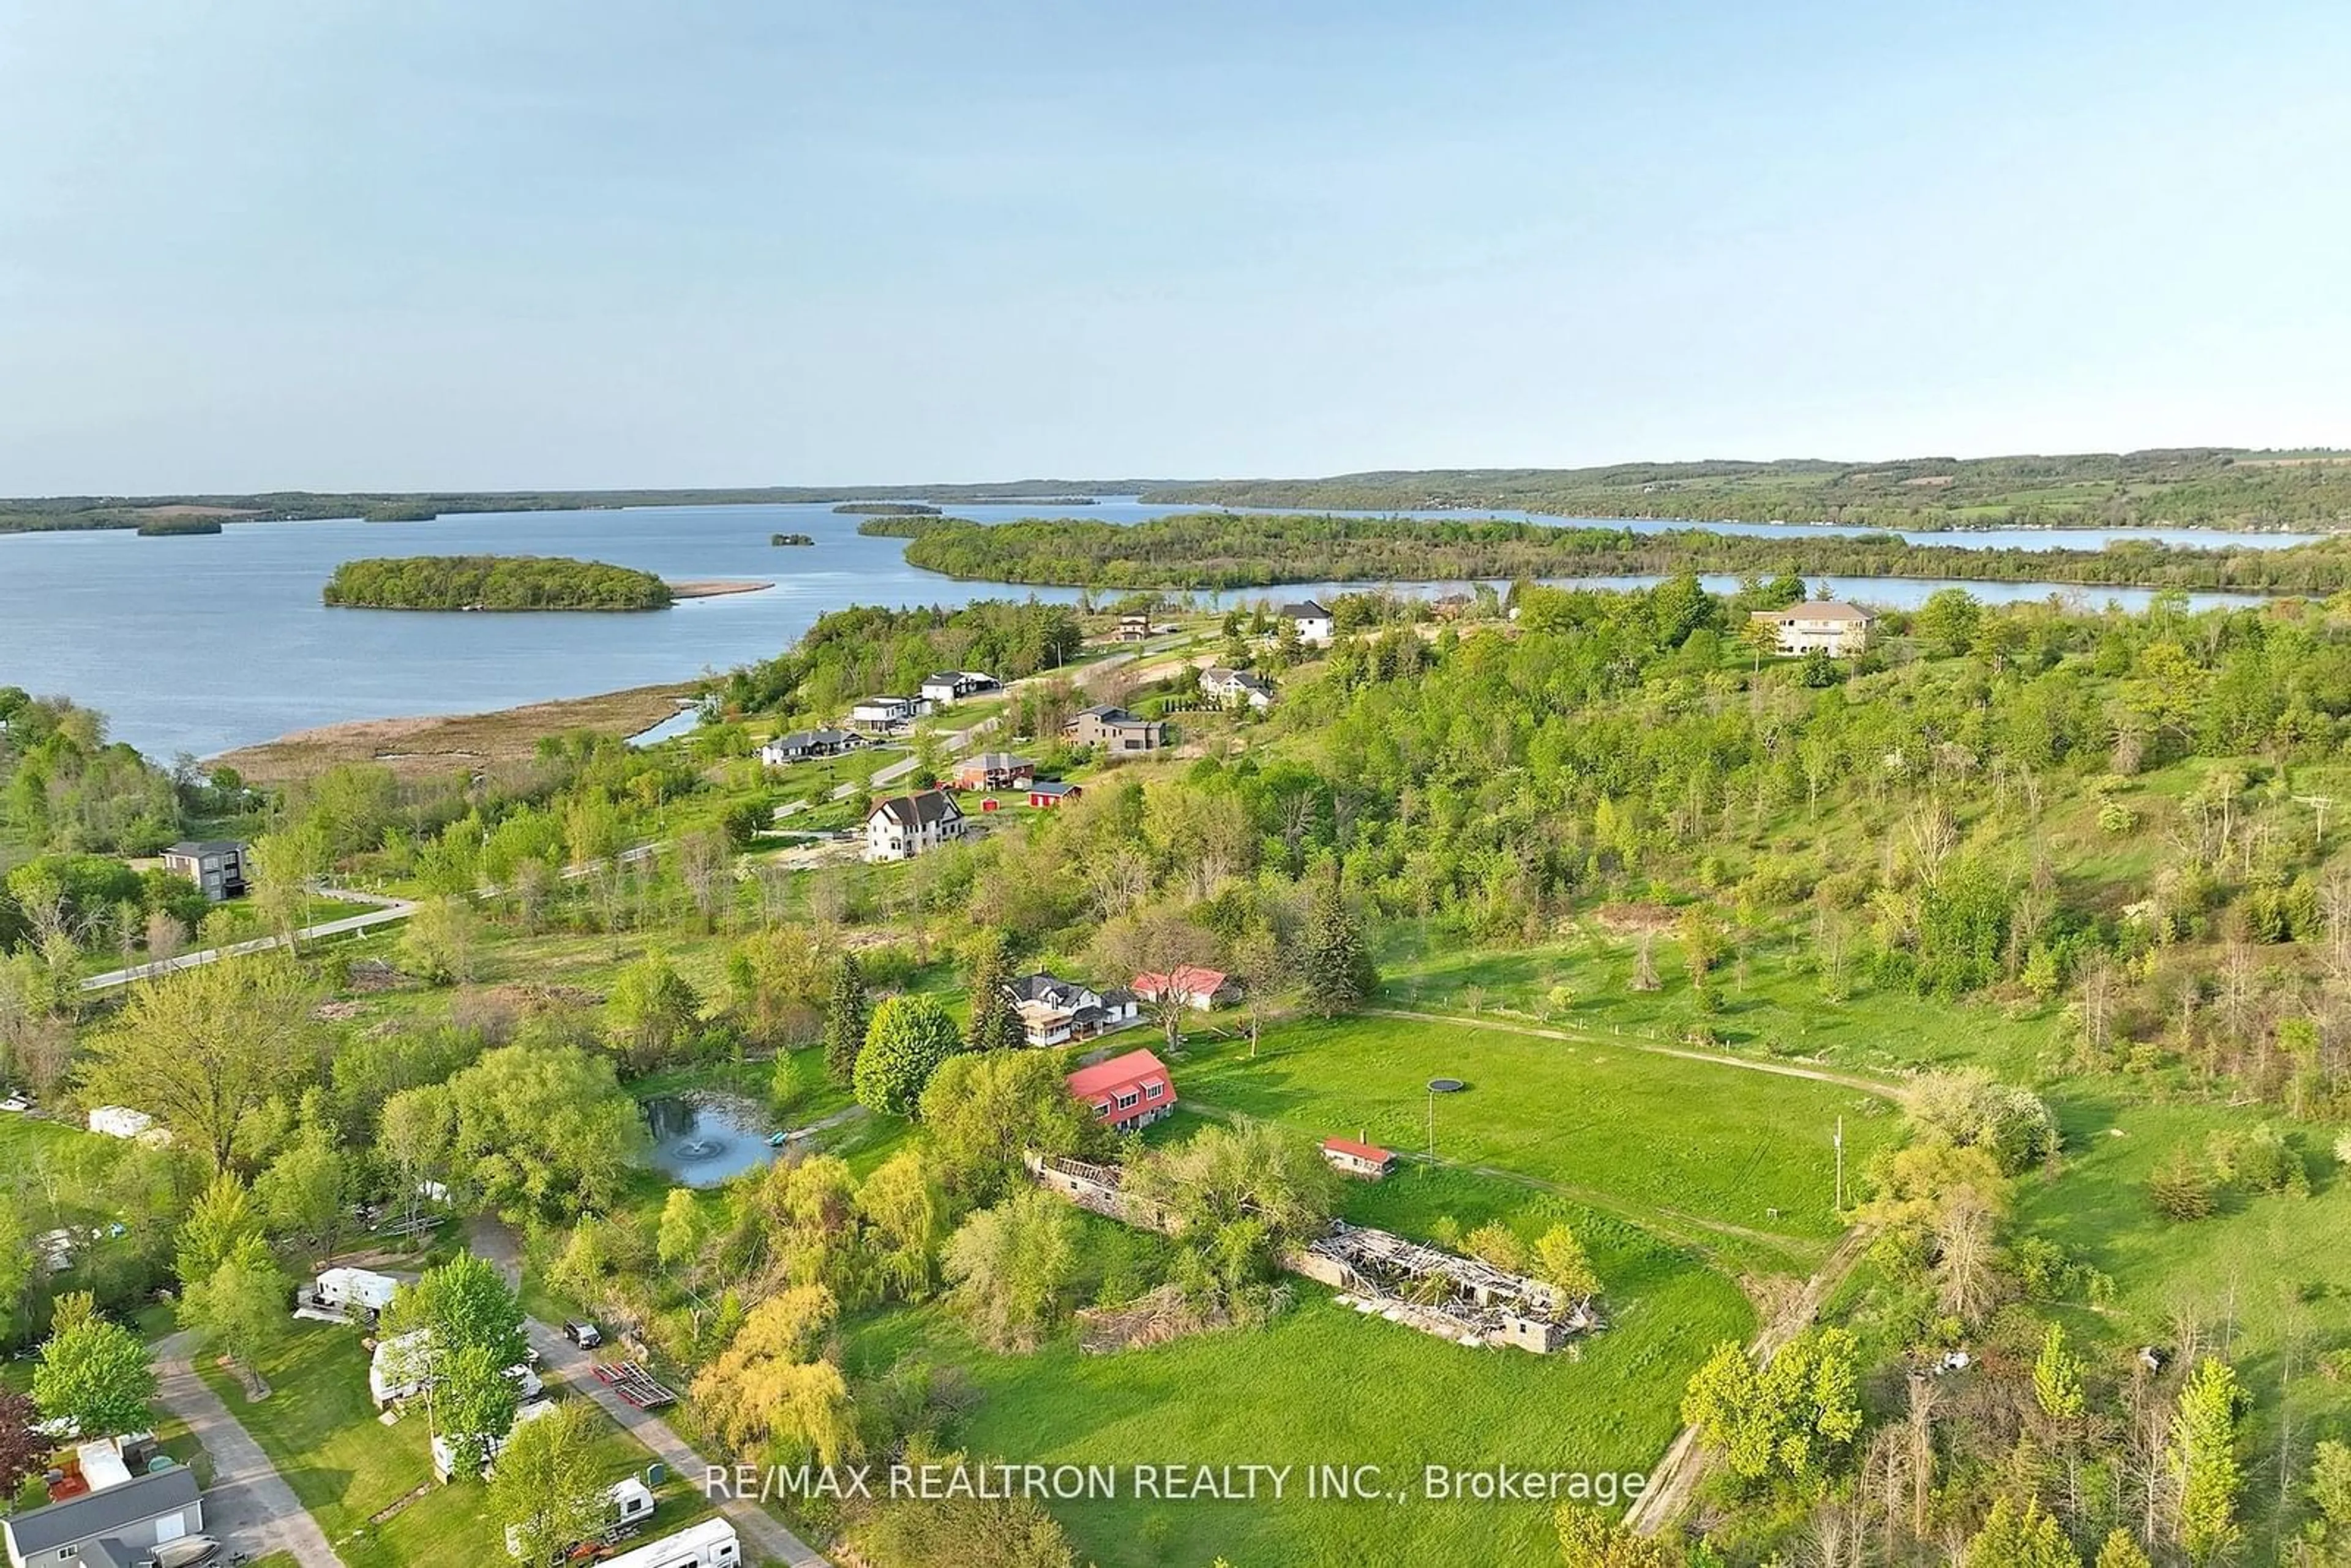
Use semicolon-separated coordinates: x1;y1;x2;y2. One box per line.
2297;794;2334;850
1834;1115;1845;1214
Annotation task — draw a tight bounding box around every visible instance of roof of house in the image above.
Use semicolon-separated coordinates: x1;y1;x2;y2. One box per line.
921;670;965;685
958;751;1032;774
770;727;855;751
1066;1048;1176;1107
852;694;916;710
1753;601;1873;623
1134;966;1231;996
2;1465;201;1555
1280;599;1332;618
871;790;962;830
1008;972;1093;1007
1029;780;1079;798
1323;1137;1395;1164
164;839;244;857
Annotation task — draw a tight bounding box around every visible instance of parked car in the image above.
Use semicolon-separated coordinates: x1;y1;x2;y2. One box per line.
152;1537;221;1568
563;1320;604;1349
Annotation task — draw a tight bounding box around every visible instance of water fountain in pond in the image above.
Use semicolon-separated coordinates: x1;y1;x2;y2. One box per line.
642;1093;786;1187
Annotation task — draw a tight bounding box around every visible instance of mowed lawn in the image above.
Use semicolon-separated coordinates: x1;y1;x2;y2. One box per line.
196;1322;712;1568
1179;1015;1899;1245
846;1195;1750;1568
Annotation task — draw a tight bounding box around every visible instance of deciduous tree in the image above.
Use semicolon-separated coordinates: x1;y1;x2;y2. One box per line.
80;952;317;1172
489;1399;608;1565
32;1292;156;1436
854;996;962;1116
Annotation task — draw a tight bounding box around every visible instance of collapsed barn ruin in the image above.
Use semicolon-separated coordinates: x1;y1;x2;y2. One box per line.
1292;1220;1592;1354
1022;1153;1588;1354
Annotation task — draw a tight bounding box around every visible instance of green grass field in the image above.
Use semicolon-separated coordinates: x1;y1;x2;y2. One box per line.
843;1180;1750;1568
1178;1014;1899;1252
195;1322;712;1568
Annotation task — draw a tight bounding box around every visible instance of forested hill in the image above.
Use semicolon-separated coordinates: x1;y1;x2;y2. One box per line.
1139;449;2351;531
7;450;2350;534
321;555;673;611
866;511;2351;595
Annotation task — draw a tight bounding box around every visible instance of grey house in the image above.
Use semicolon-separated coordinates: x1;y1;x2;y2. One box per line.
1063;705;1168;753
161;839;247;902
2;1465;204;1568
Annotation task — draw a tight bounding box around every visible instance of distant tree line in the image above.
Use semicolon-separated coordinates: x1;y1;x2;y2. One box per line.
321;555;672;611
1138;448;2351;531
871;511;2351;595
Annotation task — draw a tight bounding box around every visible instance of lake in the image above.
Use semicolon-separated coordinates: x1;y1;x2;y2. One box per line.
0;497;2320;759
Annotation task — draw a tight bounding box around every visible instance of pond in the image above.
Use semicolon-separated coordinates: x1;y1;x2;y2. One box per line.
640;1092;784;1188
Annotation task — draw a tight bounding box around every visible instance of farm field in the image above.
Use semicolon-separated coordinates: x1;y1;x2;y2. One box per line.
843;1182;1750;1568
193;1321;713;1568
1177;1013;1900;1251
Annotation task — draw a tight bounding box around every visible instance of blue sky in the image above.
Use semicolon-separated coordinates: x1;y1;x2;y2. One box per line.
2;1;2347;491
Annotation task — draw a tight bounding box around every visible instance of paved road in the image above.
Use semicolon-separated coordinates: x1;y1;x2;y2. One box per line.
81;844;662;994
154;1332;346;1567
81;890;417;992
468;1220;831;1568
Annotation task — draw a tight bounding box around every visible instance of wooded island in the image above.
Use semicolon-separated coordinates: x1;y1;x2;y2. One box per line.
321;554;673;611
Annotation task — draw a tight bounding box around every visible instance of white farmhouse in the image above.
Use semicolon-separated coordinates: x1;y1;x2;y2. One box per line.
864;789;967;863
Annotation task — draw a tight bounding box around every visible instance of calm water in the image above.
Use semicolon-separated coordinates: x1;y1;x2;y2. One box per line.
0;497;2318;759
640;1092;781;1187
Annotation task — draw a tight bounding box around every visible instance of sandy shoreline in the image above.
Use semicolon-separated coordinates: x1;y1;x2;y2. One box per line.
209;682;699;783
666;578;774;599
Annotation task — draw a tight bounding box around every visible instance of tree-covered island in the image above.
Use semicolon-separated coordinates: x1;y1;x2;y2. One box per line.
321;554;674;610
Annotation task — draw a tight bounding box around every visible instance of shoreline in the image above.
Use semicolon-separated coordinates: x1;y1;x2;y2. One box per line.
208;682;700;783
665;578;775;599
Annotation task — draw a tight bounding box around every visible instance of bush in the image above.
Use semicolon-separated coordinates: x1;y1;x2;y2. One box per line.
2208;1124;2308;1196
1904;1070;2060;1174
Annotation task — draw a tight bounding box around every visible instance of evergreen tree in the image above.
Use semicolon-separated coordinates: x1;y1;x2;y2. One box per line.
823;952;869;1084
1300;876;1374;1019
1964;1496;2079;1568
962;929;1024;1053
2168;1357;2244;1566
2093;1529;2152;1568
2033;1321;2087;1424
